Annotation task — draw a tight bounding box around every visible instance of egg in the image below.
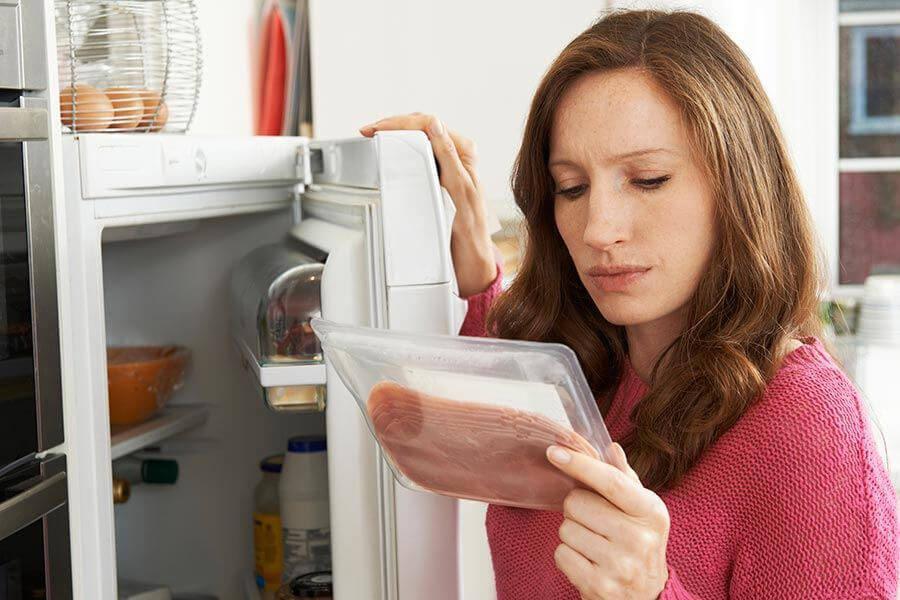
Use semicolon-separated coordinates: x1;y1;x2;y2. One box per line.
137;89;169;132
105;87;145;131
59;84;114;132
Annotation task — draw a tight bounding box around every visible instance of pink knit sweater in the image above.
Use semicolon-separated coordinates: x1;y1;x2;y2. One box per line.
459;264;899;599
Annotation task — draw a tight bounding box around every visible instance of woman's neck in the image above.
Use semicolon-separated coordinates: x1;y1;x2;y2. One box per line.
625;308;686;383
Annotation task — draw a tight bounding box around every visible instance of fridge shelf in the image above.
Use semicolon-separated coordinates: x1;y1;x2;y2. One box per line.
237;339;326;388
110;405;209;460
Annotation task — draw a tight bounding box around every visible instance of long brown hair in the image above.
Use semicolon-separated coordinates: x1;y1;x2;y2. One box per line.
485;9;824;491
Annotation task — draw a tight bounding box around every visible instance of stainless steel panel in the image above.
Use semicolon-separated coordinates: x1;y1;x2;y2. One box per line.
0;454;71;599
43;455;71;600
21;97;62;451
0;106;49;141
19;0;47;90
0;2;23;90
0;470;65;541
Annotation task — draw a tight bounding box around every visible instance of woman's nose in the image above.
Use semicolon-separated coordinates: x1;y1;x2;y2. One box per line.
582;186;630;250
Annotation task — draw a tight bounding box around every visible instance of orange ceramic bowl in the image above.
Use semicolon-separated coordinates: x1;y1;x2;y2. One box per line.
107;346;191;426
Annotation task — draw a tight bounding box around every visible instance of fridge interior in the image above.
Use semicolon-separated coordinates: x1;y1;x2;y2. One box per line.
101;207;326;597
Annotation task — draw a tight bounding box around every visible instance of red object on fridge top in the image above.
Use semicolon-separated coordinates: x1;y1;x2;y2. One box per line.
256;4;287;136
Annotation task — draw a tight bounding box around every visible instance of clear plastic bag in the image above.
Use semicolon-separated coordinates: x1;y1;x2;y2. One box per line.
310;318;613;511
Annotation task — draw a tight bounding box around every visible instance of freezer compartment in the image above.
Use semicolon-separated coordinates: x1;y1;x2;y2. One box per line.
230;240;327;411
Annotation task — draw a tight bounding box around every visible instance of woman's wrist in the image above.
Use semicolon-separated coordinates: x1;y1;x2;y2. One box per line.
458;256;498;299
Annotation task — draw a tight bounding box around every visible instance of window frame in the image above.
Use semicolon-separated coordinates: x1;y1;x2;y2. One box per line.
848;24;900;136
831;7;900;298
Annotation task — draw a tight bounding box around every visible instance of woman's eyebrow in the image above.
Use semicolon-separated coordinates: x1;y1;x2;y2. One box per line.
549;147;678;168
611;147;677;161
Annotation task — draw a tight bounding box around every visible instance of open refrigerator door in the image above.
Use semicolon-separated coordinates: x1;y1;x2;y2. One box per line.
229;130;489;599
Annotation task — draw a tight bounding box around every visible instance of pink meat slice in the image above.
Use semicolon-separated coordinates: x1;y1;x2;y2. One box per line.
366;380;600;511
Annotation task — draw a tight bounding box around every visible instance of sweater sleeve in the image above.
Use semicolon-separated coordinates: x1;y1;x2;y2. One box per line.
458;257;504;338
727;358;899;599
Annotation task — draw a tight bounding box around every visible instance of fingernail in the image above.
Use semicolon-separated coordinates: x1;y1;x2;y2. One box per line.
360;124;375;132
547;446;571;464
427;119;444;137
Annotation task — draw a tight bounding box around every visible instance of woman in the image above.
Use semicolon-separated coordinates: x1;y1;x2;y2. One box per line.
360;9;898;599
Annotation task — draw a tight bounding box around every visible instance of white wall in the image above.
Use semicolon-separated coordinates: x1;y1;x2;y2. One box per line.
189;0;260;135
308;0;609;223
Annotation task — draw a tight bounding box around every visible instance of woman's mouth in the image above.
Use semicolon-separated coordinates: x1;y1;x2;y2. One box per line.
586;266;651;293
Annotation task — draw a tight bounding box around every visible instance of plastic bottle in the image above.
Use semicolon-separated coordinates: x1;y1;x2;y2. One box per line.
112;457;179;485
254;454;285;598
279;436;331;581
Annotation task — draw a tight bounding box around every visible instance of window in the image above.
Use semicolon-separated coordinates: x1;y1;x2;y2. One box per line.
837;1;900;286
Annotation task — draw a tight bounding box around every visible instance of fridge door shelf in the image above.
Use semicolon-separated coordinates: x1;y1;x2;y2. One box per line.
230;233;328;412
236;338;327;412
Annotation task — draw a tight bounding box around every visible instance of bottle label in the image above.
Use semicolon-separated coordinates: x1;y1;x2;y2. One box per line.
253;512;283;591
282;526;331;580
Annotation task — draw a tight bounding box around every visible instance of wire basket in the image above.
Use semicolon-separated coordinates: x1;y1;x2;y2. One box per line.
55;0;202;133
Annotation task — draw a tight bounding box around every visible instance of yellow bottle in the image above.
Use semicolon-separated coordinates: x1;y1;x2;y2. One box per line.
254;455;284;598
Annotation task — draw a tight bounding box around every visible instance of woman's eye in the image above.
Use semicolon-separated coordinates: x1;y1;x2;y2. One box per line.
555;184;588;200
632;175;671;191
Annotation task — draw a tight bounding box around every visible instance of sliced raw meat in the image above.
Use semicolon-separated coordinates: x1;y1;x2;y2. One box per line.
366;380;600;511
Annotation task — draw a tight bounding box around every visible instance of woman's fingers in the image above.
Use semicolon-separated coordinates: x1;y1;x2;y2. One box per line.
563;489;666;555
423;118;477;203
446;129;479;178
553;543;607;600
558;517;614;566
547;445;659;519
359;114;476;203
357;113;497;298
358;113;422;133
550;447;671;597
608;442;641;484
562;489;634;541
359;113;477;167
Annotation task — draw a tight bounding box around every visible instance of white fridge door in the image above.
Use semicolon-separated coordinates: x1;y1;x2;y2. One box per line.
292;131;484;600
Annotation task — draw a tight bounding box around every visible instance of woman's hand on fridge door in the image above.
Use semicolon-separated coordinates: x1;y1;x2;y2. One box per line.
359;114;498;298
547;443;671;599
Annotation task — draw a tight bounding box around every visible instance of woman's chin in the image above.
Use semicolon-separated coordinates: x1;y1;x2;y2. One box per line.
594;296;662;327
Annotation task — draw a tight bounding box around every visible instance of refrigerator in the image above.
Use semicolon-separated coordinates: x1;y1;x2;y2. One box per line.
54;131;496;599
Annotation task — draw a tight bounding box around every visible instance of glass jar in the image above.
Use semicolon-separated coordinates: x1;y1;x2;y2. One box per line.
275;571;332;599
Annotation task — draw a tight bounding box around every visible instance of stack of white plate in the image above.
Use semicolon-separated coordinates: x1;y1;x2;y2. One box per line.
857;275;900;346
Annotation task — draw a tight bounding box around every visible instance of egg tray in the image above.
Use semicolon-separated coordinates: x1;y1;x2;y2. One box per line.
55;0;202;134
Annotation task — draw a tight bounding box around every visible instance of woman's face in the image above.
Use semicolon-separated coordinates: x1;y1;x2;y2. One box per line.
551;68;716;331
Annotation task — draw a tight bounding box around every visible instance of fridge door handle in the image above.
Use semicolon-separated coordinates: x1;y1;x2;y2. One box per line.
0;107;49;141
0;470;66;540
